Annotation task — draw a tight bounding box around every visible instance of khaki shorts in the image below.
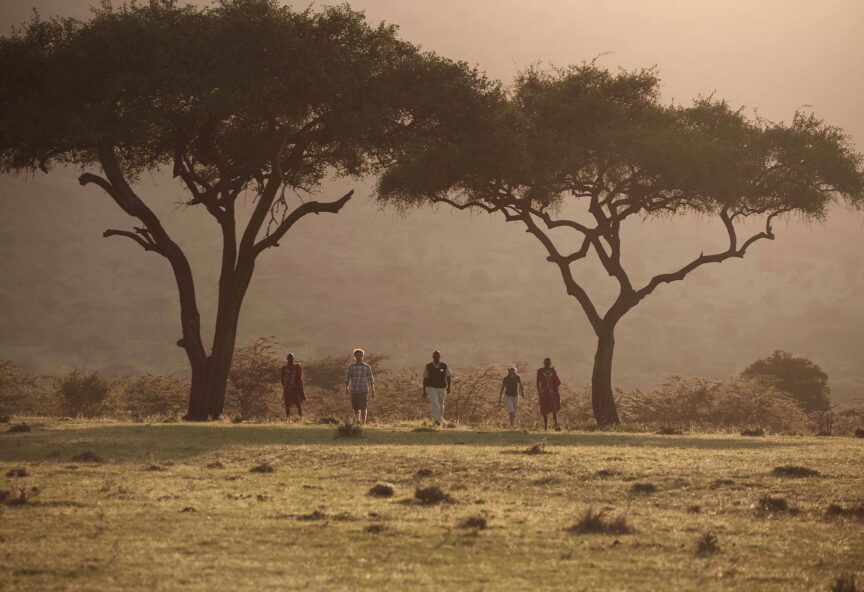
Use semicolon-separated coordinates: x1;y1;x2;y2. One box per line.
503;395;518;413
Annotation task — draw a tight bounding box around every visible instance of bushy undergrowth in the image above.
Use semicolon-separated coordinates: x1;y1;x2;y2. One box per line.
2;356;863;435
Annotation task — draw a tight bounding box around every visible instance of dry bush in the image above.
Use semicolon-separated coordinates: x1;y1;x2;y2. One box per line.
117;374;188;418
335;422;363;438
56;369;110;417
227;338;284;419
618;375;811;432
368;483;395;498
567;508;633;535
772;465;820;478
0;360;56;416
304;353;390;391
695;532;720;556
415;485;451;505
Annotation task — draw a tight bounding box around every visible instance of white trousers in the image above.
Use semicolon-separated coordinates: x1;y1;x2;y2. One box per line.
426;387;446;423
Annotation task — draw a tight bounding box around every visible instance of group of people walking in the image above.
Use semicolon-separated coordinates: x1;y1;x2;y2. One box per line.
280;349;563;430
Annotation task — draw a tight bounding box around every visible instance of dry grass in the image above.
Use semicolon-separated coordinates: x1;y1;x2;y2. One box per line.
0;419;862;591
567;508;634;535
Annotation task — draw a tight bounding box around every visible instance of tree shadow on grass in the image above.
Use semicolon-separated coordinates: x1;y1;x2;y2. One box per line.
0;421;800;463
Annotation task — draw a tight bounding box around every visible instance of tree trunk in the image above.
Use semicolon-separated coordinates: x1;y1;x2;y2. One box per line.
183;305;243;421
184;255;254;420
591;327;621;425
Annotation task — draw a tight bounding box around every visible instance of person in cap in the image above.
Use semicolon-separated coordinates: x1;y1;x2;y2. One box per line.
536;357;561;431
498;363;524;429
281;353;306;418
422;350;452;426
344;348;375;424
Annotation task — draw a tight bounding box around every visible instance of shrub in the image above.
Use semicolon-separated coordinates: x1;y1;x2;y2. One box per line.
336;422;363;438
656;426;684;435
368;483;395;498
57;369;110;417
740;427;765;437
228;338;284;419
7;423;30;433
121;374;188;418
415;485;451;505
630;482;658;495
772;466;820;478
830;574;861;592
459;516;487;529
250;462;275;474
619;375;811;432
524;441;549;455
695;532;720;556
304;353;390;391
757;495;789;514
0;360;53;416
70;450;102;463
825;503;864;520
567;508;633;535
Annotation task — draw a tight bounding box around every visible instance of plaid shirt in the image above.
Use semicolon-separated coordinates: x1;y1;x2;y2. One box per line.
345;362;374;394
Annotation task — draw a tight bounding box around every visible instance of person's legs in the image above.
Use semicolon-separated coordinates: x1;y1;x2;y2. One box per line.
430;388;444;425
295;404;303;417
543;413;548;430
552;411;559;431
508;412;516;428
360;409;368;425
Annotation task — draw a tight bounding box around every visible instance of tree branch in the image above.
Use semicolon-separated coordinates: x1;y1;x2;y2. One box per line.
518;210;603;331
253;190;354;256
634;208;788;301
103;228;159;252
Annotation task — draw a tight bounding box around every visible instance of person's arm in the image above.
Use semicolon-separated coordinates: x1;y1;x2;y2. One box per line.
446;366;452;394
536;370;541;396
422;366;429;398
518;376;525;398
368;365;375;399
344;365;351;396
297;365;304;396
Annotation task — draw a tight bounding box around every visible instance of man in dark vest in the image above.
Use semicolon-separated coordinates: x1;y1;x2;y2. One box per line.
422;350;452;426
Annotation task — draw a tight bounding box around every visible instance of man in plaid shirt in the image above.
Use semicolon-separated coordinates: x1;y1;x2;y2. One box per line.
344;348;375;424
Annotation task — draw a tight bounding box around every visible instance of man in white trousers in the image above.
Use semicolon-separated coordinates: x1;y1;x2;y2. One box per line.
422;350;452;426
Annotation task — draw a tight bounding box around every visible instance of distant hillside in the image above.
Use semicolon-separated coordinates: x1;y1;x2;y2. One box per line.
1;169;863;404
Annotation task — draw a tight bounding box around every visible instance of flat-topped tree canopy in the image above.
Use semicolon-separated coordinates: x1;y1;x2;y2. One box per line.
0;0;495;420
377;64;864;424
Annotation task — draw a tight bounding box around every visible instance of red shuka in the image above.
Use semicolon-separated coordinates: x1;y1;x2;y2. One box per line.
281;363;306;405
536;367;561;415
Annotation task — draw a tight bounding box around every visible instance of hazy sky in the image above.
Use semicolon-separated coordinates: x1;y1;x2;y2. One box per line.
3;0;863;146
2;1;863;396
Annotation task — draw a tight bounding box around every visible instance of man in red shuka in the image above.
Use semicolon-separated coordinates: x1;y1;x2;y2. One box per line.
281;353;306;418
536;357;561;431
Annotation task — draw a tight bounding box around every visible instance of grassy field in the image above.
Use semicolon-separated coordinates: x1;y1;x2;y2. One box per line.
1;419;862;591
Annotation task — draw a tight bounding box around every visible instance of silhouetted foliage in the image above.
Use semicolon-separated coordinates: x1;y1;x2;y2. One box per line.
378;62;864;425
742;350;831;412
0;0;491;420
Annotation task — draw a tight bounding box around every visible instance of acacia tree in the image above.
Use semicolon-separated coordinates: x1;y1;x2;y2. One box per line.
0;0;488;419
378;65;864;424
